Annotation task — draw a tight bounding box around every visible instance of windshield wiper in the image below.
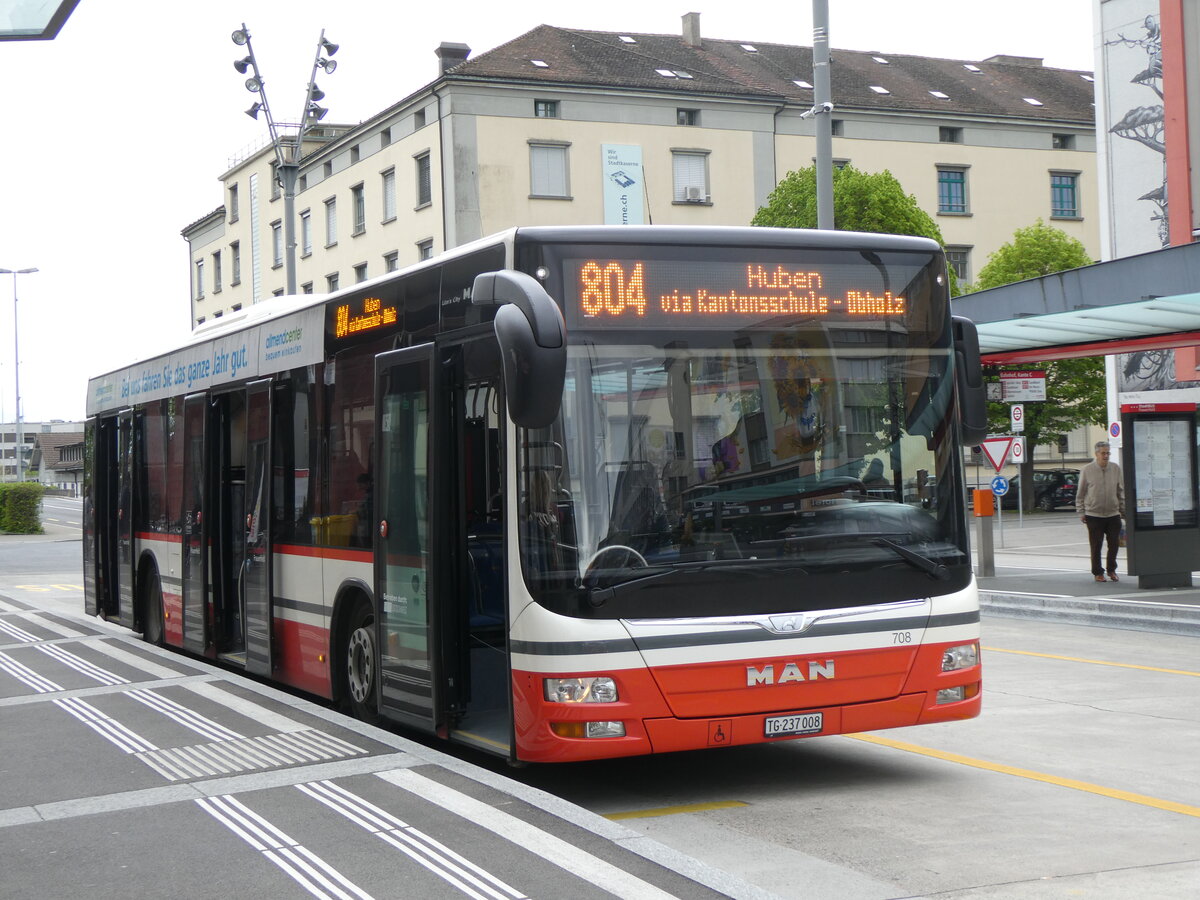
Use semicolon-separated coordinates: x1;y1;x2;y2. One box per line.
873;538;950;581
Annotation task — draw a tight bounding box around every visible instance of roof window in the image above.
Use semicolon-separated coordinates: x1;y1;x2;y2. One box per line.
873;56;890;64
656;68;677;78
869;85;890;94
1023;97;1044;106
740;44;758;52
929;90;950;100
675;70;694;79
1080;74;1094;82
530;59;549;68
963;64;982;73
619;35;637;43
793;79;813;89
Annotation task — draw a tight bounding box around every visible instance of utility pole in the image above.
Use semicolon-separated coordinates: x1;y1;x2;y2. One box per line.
812;0;835;230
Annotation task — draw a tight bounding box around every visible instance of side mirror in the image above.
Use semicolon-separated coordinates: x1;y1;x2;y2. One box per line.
473;270;567;428
952;316;988;447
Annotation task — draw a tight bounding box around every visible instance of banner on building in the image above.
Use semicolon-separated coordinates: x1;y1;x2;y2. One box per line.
602;144;645;225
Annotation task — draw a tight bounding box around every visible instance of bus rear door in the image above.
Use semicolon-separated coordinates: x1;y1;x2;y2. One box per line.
374;345;440;730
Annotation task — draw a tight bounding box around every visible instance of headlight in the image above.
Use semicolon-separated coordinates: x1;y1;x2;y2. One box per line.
942;643;979;672
544;676;618;703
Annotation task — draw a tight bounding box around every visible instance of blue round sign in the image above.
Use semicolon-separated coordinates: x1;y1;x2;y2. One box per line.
991;475;1010;496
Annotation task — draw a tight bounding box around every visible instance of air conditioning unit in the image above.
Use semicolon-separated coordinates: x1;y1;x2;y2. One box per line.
684;185;705;202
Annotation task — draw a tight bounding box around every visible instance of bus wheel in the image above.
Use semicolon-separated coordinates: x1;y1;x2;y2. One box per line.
343;598;380;723
143;570;164;646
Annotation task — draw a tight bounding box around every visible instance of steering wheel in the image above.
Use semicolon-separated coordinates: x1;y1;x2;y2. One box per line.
583;544;648;575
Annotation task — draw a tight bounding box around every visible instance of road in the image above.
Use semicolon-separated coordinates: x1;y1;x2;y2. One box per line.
3;509;1198;899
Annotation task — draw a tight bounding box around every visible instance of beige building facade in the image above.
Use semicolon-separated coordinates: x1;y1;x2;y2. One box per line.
184;17;1098;327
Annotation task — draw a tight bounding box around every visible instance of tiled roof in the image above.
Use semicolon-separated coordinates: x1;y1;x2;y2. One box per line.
449;25;1094;125
31;432;84;471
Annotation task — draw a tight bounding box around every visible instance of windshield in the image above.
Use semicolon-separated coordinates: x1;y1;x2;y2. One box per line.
515;242;970;618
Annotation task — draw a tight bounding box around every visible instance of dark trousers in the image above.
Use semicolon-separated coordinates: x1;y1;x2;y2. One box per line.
1085;515;1122;576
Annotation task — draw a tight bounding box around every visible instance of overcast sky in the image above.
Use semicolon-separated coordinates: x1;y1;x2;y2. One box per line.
0;0;1095;423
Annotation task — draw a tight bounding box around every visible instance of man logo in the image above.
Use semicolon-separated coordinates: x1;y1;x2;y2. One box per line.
747;660;835;686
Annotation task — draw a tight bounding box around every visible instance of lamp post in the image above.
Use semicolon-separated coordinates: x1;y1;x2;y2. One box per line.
0;267;38;483
232;24;338;296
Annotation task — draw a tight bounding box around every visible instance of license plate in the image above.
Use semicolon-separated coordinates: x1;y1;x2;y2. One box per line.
764;712;824;738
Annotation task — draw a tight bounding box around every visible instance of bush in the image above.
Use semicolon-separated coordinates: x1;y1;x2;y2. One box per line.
0;482;45;534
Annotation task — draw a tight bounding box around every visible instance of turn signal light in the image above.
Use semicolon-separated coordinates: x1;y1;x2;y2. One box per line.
550;721;626;739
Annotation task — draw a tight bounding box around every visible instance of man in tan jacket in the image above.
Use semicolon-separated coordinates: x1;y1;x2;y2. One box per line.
1076;441;1124;582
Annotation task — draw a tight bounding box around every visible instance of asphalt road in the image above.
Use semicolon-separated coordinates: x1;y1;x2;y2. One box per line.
3;521;1198;899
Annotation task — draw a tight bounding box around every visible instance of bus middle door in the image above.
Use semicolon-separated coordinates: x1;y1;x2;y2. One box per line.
374;345;440;731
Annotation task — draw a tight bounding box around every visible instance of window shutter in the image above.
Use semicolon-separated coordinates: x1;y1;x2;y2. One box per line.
672;153;706;200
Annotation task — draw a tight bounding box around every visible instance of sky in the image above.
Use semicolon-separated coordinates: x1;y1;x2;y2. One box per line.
0;0;1095;423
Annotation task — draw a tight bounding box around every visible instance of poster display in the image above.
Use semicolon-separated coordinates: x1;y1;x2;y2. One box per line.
1131;417;1197;528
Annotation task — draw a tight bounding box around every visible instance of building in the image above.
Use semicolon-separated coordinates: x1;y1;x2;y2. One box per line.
184;15;1099;327
29;432;84;494
1;420;84;482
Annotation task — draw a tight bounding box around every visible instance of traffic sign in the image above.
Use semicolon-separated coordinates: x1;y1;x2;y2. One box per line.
1010;436;1025;464
991;475;1010;496
1110;422;1121;439
979;436;1014;472
1011;403;1024;433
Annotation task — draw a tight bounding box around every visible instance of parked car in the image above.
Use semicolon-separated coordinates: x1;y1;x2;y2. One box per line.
971;468;1079;510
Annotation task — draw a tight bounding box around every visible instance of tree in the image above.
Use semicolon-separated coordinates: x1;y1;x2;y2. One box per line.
970;221;1103;510
753;164;959;293
972;219;1094;290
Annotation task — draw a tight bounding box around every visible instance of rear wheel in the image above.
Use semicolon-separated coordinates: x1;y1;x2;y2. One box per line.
1038;494;1056;512
142;570;164;646
342;597;381;724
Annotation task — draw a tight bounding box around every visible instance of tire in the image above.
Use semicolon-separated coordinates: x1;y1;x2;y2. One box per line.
1038;494;1056;512
142;570;165;647
342;597;381;724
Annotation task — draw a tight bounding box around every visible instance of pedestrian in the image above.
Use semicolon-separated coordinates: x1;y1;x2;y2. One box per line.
1076;441;1124;583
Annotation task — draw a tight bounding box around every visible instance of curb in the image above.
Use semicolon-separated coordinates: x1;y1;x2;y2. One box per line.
980;590;1200;636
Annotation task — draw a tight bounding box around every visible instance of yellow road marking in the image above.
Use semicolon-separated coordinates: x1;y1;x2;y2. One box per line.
848;733;1200;818
604;801;749;821
983;646;1200;677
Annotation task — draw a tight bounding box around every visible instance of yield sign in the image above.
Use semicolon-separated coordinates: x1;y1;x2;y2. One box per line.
979;436;1014;473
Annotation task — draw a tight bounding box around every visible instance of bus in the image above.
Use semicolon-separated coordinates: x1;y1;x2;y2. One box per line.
84;225;988;763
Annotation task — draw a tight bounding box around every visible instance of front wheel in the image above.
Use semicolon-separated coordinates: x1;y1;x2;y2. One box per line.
142;570;164;647
1038;494;1055;512
342;597;381;724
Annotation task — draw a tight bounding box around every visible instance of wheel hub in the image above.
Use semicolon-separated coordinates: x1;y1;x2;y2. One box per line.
347;626;374;703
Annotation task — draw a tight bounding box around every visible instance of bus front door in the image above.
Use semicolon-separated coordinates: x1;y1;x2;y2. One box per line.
242;379;273;676
374;346;439;730
180;394;208;654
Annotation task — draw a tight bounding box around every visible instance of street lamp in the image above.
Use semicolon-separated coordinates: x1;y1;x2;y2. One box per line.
0;267;38;482
231;24;339;296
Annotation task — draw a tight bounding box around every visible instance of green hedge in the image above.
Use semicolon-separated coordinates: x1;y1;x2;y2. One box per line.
0;483;45;534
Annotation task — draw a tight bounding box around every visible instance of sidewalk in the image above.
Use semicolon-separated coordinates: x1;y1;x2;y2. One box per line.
974;510;1200;635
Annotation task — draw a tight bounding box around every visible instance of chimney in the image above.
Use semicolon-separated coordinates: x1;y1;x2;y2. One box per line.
682;12;701;48
435;42;471;74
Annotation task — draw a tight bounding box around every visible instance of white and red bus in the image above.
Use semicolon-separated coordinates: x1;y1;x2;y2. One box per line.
84;226;987;763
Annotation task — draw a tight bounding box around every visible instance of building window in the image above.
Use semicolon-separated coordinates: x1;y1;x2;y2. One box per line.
327;273;339;292
194;259;204;299
937;166;968;214
830;119;844;136
677;108;699;126
325;197;337;247
417;239;433;261
672;150;710;203
324;161;333;178
301;282;314;294
1051;172;1080;218
384;251;399;272
939;126;963;143
944;246;972;283
414;108;426;129
382;168;396;221
415;153;432;207
271;220;283;268
228;184;239;223
1052;133;1076;150
300;210;312;256
270;162;281;200
230;241;241;285
529;141;571;198
381;127;392;148
534;99;559;118
354;262;368;283
351;183;366;235
212;250;222;293
350;145;360;164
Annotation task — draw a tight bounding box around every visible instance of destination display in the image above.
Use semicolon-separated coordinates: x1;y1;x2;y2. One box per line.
564;257;914;329
331;295;399;341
